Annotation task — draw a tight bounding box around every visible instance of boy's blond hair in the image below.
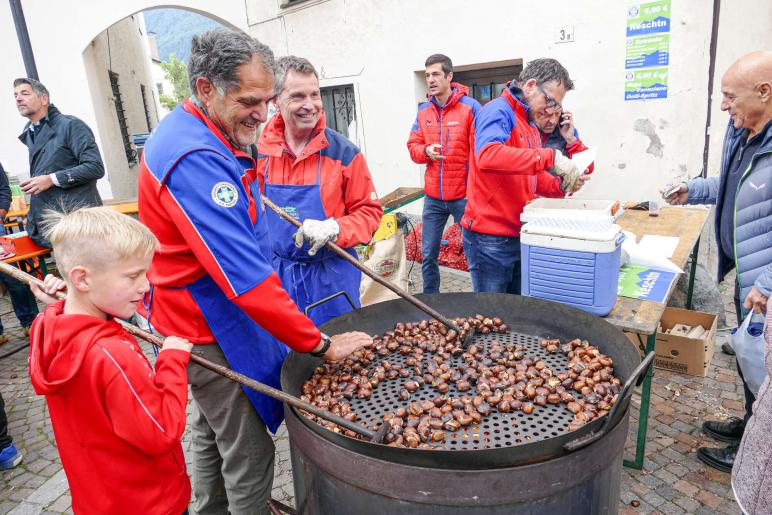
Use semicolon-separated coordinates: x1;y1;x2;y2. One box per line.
44;207;158;275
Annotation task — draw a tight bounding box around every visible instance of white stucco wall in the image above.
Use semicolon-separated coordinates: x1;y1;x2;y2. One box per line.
0;0;246;199
83;15;161;199
245;0;771;205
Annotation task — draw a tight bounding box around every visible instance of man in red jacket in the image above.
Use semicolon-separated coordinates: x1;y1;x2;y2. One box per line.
461;58;588;294
407;54;481;292
257;56;382;326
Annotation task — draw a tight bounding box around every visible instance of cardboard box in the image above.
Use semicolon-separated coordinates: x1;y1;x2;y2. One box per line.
626;307;717;376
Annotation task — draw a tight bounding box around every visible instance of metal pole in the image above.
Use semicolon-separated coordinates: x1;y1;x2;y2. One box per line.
0;261;377;440
9;0;39;80
261;195;465;336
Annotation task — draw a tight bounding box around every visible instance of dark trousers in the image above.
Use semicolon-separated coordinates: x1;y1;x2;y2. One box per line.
0;391;11;450
462;229;522;294
0;274;39;331
421;196;467;293
733;282;756;423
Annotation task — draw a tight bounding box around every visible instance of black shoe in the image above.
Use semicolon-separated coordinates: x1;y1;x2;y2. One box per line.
702;417;745;442
697;443;738;473
722;341;736;356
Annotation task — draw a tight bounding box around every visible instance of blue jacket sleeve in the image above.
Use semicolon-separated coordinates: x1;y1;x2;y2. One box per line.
754;264;772;298
686;177;720;205
163;150;275;297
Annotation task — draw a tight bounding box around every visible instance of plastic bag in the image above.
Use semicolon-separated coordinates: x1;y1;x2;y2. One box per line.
731;312;767;396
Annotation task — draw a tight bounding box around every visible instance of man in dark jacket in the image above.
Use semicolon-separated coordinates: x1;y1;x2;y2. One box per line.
534;110;595;175
0;162;39;339
664;50;772;472
14;78;104;247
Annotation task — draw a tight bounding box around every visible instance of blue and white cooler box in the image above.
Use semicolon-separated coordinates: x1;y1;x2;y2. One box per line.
521;218;625;316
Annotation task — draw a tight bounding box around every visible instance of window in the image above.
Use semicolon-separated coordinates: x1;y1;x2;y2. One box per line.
452;62;523;105
108;71;137;165
140;84;152;132
156;82;164;96
321;84;356;138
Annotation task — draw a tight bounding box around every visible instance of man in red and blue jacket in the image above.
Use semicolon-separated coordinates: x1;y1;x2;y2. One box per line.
138;30;369;515
461;58;587;294
407;54;481;292
257;56;382;327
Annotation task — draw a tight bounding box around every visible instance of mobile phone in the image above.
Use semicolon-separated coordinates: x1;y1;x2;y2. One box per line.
662;184;682;199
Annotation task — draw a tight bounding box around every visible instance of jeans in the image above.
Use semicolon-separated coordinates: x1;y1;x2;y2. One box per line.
0;391;11;450
421;196;467;293
0;225;39;332
0;274;39;332
462;229;521;294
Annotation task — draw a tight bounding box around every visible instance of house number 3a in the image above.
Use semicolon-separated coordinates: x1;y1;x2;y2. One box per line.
555;26;575;43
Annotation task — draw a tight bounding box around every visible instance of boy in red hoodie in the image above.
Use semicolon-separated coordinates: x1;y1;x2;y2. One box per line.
28;207;192;515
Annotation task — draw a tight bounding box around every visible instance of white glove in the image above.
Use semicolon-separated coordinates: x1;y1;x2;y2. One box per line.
550;150;581;193
294;218;340;256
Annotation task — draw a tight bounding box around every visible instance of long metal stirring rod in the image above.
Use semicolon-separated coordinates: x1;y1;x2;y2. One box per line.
0;261;378;440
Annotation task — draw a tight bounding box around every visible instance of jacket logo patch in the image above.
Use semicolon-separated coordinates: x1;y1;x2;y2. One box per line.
283;206;299;218
446;121;460;126
212;182;239;208
748;181;766;191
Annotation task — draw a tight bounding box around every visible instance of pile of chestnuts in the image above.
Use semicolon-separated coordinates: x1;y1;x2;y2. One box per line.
300;315;621;449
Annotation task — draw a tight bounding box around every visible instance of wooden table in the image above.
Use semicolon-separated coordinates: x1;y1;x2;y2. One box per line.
2;235;51;278
607;206;711;469
4;199;138;232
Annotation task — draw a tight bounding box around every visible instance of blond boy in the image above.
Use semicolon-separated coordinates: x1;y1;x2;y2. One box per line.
28;207;192;515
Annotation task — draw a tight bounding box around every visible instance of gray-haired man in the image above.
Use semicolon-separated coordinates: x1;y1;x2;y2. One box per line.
14;78;104;247
461;58;589;294
137;30;370;514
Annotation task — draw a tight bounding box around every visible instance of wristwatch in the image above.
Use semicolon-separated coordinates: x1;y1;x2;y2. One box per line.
309;332;332;357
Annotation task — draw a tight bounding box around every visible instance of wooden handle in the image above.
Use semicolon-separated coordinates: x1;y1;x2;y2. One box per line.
0;261;375;439
261;195;462;333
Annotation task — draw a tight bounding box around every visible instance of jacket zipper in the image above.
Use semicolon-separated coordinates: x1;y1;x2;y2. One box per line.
439;109;444;200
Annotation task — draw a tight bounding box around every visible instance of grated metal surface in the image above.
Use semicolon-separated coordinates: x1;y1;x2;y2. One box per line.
348;330;590;451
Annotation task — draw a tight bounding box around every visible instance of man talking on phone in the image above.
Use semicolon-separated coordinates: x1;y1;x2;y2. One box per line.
534;110;595;175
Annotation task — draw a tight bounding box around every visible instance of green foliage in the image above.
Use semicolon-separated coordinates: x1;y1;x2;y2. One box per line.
159;54;191;110
144;9;222;63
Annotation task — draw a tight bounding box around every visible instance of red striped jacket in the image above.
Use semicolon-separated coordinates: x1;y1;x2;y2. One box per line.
407;83;481;200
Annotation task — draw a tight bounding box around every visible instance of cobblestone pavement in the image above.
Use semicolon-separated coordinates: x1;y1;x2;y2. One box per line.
0;266;745;514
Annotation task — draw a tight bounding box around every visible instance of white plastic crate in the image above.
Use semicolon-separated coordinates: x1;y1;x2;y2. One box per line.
521;198;622;224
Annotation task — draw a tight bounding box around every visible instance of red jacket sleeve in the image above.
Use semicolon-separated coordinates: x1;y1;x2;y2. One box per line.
103;346;189;456
334;153;384;248
566;138;595;175
407;114;430;165
535;171;565;198
473;107;554;175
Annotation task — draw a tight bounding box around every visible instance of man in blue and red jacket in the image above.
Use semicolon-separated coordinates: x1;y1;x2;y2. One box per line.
257;56;382;327
138;30;369;515
461;58;588;294
407;54;481;293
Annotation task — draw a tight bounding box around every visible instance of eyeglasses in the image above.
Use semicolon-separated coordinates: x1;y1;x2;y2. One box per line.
537;84;563;114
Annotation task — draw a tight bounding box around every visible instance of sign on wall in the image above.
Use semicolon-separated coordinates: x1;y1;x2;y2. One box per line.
625;0;671;100
625;67;669;101
626;0;671;36
625;34;670;69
